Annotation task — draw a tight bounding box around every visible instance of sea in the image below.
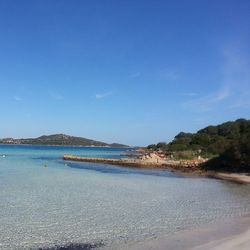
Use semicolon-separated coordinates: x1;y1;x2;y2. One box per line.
0;145;250;249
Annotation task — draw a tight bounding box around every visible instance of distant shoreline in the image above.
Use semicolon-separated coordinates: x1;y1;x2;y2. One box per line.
0;133;130;148
0;143;131;149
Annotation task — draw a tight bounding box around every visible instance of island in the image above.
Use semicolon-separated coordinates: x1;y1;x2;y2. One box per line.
0;134;129;148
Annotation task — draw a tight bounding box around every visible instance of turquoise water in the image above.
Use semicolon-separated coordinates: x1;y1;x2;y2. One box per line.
1;145;250;250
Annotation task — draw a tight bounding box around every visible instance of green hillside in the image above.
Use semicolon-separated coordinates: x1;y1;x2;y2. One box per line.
0;134;128;148
148;119;250;172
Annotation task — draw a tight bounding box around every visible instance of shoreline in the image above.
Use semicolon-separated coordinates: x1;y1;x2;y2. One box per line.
122;214;250;250
0;143;131;149
63;154;250;184
207;172;250;184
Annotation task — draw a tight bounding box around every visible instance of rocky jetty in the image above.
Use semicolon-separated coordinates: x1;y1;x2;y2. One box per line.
63;153;208;173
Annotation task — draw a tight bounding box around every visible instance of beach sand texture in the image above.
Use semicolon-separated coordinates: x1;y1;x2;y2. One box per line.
124;215;250;250
195;229;250;250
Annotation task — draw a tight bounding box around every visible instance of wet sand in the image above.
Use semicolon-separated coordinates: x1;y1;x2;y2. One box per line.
208;172;250;184
123;215;250;250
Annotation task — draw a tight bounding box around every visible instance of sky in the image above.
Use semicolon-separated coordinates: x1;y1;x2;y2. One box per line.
0;0;249;146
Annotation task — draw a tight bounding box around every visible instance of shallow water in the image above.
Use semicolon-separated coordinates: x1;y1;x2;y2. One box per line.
0;145;250;250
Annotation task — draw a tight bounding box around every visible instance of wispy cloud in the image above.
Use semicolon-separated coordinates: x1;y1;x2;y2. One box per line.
222;44;249;88
95;91;113;99
182;42;250;112
13;96;22;101
49;92;64;100
129;72;141;78
182;87;230;112
221;43;250;110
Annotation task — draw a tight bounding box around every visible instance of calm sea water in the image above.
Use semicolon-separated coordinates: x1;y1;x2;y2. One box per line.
0;145;250;250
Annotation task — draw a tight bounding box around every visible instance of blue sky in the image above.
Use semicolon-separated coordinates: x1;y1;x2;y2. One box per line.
0;0;249;146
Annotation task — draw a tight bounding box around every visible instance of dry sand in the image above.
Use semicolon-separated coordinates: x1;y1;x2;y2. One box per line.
123;214;250;250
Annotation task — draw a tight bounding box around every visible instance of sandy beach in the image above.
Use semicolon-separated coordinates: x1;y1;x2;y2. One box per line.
123;215;250;250
208;172;250;184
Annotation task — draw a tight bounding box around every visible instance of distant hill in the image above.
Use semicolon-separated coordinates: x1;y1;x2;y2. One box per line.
148;119;250;172
0;134;129;148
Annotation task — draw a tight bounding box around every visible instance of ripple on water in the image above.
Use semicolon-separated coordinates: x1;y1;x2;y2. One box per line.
1;146;250;249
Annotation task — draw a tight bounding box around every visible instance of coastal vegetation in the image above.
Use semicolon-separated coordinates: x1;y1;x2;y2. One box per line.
147;119;250;172
0;134;128;148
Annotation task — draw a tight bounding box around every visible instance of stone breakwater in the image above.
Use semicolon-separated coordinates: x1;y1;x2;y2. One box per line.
63;154;250;183
63;154;208;173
